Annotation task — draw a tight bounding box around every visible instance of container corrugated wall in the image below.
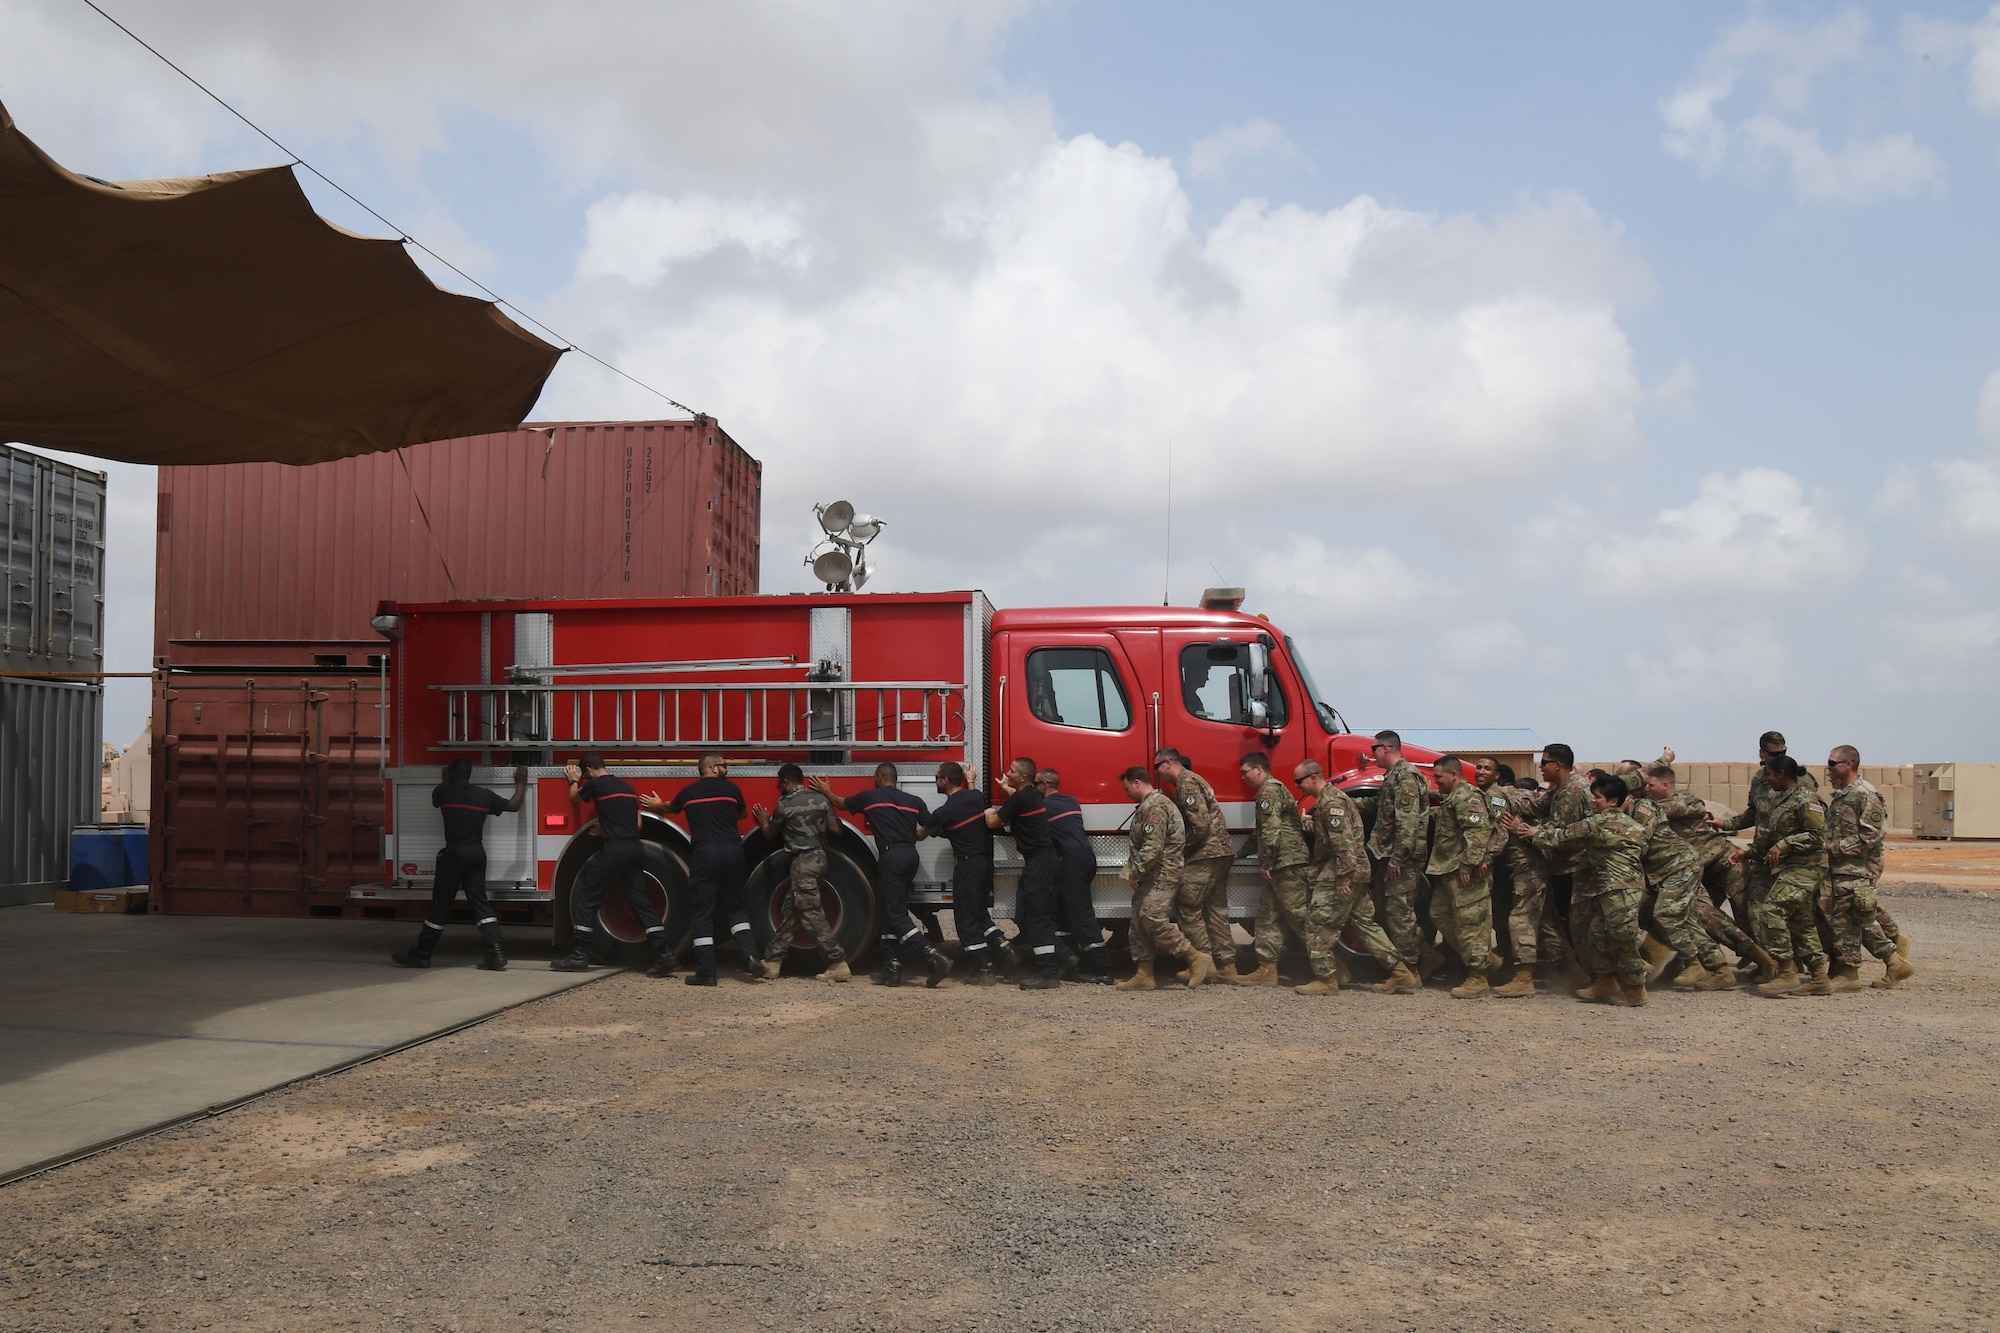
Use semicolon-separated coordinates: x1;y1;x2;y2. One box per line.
155;419;760;666
150;418;760;917
1;443;106;674
0;677;103;906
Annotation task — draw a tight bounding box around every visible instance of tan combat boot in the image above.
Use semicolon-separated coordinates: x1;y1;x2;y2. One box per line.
1449;971;1490;999
1744;940;1780;983
1689;963;1737;991
1492;964;1538;998
1640;934;1676;985
1756;961;1800;997
1873;954;1916;989
1183;951;1215;988
1827;963;1866;993
1561;956;1592;993
759;958;784;981
1417;940;1447;980
1373;962;1422;994
1671;959;1711;988
1334;955;1352;986
1295;973;1340;995
1115;960;1156;991
1796;961;1831;996
1234;961;1280;987
1575;974;1620;1003
1212;961;1243;985
1610;982;1648;1007
821;960;852;983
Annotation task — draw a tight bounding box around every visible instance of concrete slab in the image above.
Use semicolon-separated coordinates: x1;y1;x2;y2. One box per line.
0;906;607;1182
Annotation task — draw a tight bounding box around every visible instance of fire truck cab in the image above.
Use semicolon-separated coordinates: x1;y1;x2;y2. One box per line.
369;589;1447;965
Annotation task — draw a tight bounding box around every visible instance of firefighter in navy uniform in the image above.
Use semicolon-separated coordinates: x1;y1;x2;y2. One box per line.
642;751;759;986
813;765;951;988
551;753;675;976
988;756;1063;990
391;760;527;971
921;762;1016;984
1037;768;1115;983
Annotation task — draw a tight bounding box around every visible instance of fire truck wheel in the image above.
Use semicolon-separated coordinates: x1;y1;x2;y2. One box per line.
582;841;692;967
743;848;881;966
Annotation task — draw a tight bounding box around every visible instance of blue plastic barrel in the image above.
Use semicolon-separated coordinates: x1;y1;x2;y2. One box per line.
117;827;150;887
69;826;131;891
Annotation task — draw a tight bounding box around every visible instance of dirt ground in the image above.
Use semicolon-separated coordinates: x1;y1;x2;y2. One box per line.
3;880;1997;1333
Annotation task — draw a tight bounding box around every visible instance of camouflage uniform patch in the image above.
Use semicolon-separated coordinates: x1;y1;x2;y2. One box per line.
1425;782;1495;971
766;788;845;961
1823;779;1895;966
1749;786;1828;973
1251;779;1333;976
1308;785;1399;967
1629;794;1723;970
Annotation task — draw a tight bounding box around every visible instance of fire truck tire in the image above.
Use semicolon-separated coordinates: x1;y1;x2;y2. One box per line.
743;848;880;965
580;841;692;967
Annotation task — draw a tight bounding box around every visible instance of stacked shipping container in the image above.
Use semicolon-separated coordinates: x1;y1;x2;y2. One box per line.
151;419;761;917
1;443;107;905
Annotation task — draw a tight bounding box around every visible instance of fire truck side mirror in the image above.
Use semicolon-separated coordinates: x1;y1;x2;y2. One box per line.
1246;641;1272;702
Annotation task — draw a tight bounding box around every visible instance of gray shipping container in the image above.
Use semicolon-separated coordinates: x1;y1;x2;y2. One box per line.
2;443;106;673
0;676;103;906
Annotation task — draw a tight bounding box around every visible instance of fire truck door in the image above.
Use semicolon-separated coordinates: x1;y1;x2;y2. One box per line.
1161;631;1302;808
998;631;1146;810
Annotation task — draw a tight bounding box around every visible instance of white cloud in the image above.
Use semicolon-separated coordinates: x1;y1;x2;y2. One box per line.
1652;357;1700;415
1895;608;2000;656
1187;118;1301;180
1904;6;2000;114
1661;10;1943;203
1980;368;2000;444
1581;468;1865;598
577;193;810;283
1246;537;1446;629
1624;622;1790;695
1935;459;2000;549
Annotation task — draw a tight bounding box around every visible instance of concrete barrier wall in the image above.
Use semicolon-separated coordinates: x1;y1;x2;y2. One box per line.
1579;762;1918;833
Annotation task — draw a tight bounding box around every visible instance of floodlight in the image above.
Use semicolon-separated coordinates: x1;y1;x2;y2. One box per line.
851;557;870;590
847;514;885;543
811;549;854;585
817;500;855;534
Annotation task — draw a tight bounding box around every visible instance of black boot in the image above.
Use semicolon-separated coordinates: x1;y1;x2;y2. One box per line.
1053;936;1081;980
987;929;1018;974
871;938;903;987
684;942;718;986
1018;964;1061;991
966;952;998;985
1077;945;1117;984
923;944;951;988
477;943;507;972
733;927;764;975
390;948;431;969
643;932;678;978
550;945;594;973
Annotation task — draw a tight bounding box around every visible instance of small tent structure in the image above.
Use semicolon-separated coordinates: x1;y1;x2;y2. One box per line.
0;99;561;467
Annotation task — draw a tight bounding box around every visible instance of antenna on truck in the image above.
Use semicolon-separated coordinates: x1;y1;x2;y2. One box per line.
1162;437;1173;607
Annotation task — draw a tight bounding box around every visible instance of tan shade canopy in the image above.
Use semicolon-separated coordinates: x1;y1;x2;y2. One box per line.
0;100;562;467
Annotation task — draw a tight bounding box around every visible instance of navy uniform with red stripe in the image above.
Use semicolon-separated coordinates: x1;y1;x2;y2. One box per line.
824;769;950;988
552;756;672;974
666;771;757;982
991;759;1062;989
923;764;1012;982
391;763;526;971
1039;776;1115;981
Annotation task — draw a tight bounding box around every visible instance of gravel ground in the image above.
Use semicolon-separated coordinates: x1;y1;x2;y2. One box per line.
3;885;1996;1333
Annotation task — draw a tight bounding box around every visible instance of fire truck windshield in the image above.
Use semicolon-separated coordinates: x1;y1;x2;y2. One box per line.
1285;635;1344;734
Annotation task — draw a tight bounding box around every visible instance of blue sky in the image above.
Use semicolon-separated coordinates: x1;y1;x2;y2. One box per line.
5;1;1997;761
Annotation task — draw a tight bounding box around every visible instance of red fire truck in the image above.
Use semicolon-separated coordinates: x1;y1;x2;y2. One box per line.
366;589;1449;963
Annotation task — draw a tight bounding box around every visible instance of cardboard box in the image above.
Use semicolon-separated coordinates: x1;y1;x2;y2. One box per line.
53;887;149;914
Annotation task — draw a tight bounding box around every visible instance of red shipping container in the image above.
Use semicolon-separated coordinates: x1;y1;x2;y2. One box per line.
150;420;761;917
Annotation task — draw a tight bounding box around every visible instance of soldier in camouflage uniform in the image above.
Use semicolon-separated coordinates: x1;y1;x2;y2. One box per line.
1651;758;1770;978
1233;752;1336;989
1510;744;1591;992
1504;773;1650;1006
1364;731;1432;974
1823;745;1916;990
1425;756;1498;998
751;764;850;982
1114;767;1213;990
1713;731;1816;955
1737;756;1828;997
1154;748;1239;982
1293;760;1413;995
1476;758;1552;997
1631;765;1735;989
